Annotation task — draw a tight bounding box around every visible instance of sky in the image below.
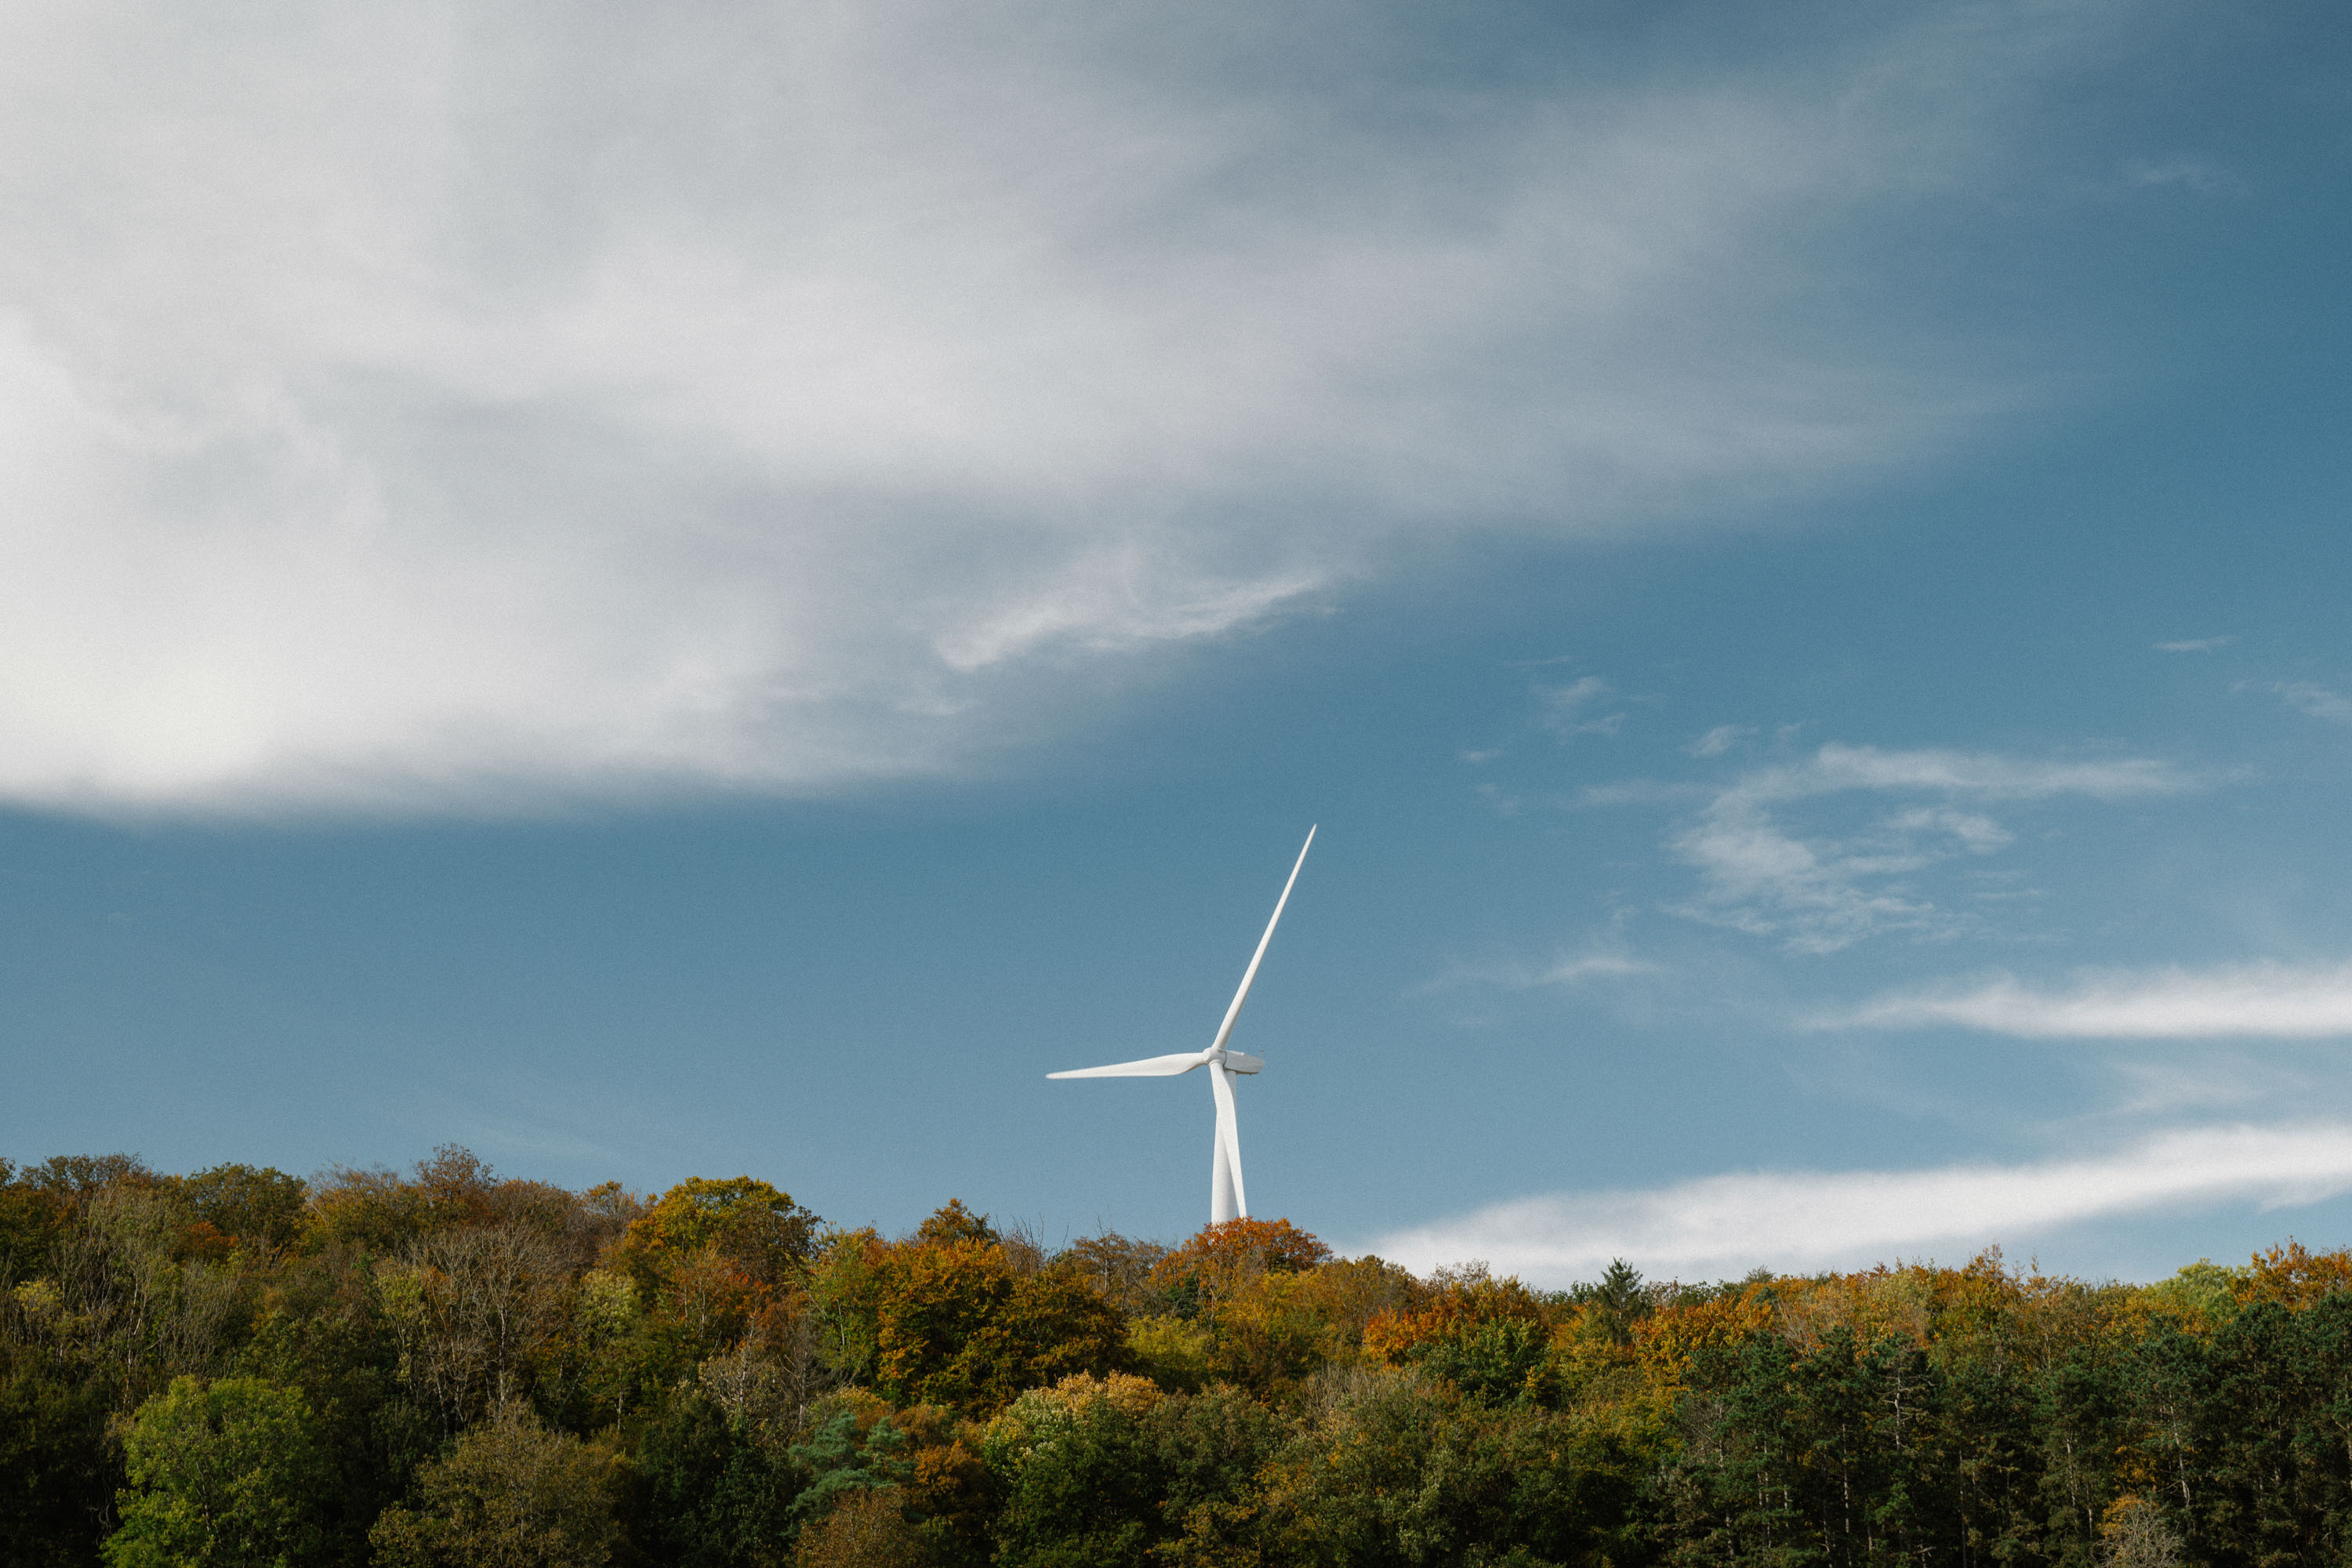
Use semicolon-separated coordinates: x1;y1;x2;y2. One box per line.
4;0;2352;1285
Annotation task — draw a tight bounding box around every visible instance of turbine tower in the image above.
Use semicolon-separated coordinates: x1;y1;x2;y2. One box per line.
1049;826;1316;1226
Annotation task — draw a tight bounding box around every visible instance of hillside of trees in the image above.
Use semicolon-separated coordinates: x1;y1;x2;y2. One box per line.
4;1148;2350;1567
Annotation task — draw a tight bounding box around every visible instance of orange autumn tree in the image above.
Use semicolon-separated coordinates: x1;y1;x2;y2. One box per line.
1146;1218;1330;1317
1359;1262;1554;1403
809;1202;1126;1416
1363;1263;1547;1363
608;1176;819;1356
2238;1239;2352;1309
1136;1218;1350;1392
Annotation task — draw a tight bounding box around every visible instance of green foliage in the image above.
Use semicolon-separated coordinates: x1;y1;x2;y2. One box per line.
1567;1258;1653;1347
1417;1315;1552;1405
2142;1258;2242;1323
180;1165;310;1255
23;1145;2352;1568
982;1376;1280;1568
612;1178;818;1298
0;1160;71;1288
103;1374;329;1568
790;1403;913;1527
0;1338;117;1567
1124;1314;1214;1392
368;1410;623;1568
913;1200;996;1249
1264;1367;1645;1566
634;1382;803;1568
1661;1328;1955;1568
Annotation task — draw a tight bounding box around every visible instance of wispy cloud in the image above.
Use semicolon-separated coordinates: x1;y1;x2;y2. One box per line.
0;1;2132;815
2123;159;2245;198
1538;677;1624;739
2259;682;2352;724
2154;635;2233;652
1639;744;2186;953
1833;960;2352;1038
1368;1122;2352;1283
1735;746;2181;804
1687;724;1755;758
1430;949;1662;992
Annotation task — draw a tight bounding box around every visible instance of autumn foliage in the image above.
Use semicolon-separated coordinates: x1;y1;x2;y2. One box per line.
6;1145;2352;1568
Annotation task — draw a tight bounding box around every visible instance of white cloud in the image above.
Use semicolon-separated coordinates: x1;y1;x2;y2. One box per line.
1432;949;1662;991
1740;745;2182;804
1542;677;1611;710
2154;635;2233;652
1645;744;2184;952
1537;953;1660;984
1537;676;1624;739
2123;159;2244;198
1687;724;1755;758
0;1;2126;814
2264;682;2352;725
1835;959;2352;1038
1368;1122;2352;1283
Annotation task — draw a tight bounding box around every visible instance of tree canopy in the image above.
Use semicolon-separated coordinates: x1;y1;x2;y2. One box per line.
2;1146;2348;1568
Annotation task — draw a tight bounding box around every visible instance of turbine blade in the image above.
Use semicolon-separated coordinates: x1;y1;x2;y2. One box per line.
1047;1051;1207;1080
1208;826;1316;1056
1208;1064;1246;1218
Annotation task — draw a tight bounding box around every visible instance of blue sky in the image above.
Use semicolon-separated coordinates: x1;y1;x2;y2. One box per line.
4;0;2352;1283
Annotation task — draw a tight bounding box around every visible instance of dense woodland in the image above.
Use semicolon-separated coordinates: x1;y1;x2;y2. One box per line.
4;1150;2350;1567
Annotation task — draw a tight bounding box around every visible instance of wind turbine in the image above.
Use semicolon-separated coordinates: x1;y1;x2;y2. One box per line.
1049;826;1316;1226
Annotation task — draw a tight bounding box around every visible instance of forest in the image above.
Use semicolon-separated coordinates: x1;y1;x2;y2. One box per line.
3;1148;2350;1568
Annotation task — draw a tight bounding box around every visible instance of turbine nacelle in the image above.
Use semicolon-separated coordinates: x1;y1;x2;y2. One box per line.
1047;827;1312;1225
1044;1047;1262;1080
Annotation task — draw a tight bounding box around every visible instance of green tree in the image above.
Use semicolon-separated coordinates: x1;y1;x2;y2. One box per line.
103;1374;329;1568
1265;1367;1642;1566
983;1377;1282;1568
0;1340;117;1568
368;1410;623;1568
634;1381;804;1568
180;1164;310;1254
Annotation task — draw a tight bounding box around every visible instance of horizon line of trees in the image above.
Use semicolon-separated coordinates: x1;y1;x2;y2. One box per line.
5;1145;2350;1567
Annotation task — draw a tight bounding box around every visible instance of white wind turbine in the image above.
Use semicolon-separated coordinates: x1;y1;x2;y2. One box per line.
1049;826;1316;1227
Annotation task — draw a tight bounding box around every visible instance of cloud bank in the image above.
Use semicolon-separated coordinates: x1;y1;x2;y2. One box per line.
0;0;2117;813
1836;960;2352;1038
1370;1122;2352;1283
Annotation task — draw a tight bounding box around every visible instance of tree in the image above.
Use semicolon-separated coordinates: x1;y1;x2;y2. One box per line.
871;1241;1124;1415
1262;1367;1642;1566
179;1164;309;1255
1145;1219;1330;1321
793;1488;928;1568
612;1178;819;1297
376;1223;572;1433
982;1374;1282;1568
0;1340;118;1568
368;1410;623;1568
103;1374;329;1568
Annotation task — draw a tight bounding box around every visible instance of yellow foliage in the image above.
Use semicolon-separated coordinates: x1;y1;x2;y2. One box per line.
1634;1286;1775;1389
1363;1264;1541;1365
2238;1239;2352;1308
1128;1314;1217;1391
792;1486;927;1568
984;1370;1167;1456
